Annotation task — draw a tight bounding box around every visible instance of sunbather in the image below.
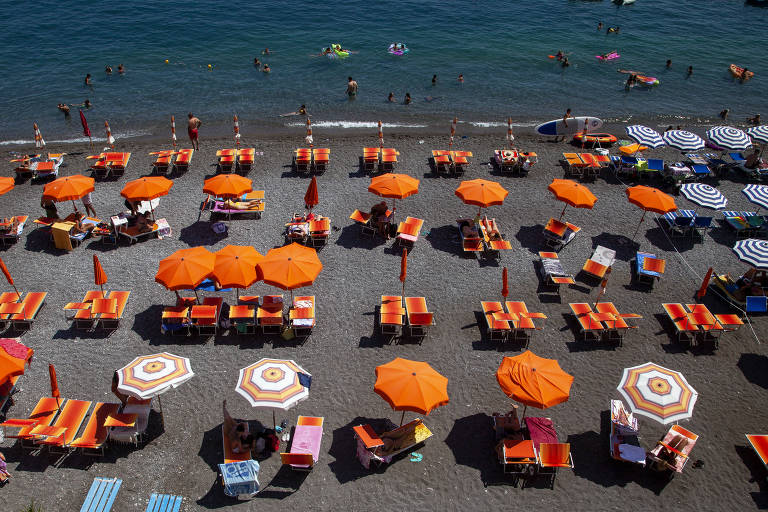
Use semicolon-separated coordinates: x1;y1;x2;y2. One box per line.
135;212;153;233
111;371;129;407
377;422;416;456
223;199;262;210
72;219;96;235
0;451;10;480
659;434;688;466
458;220;478;238
223;400;255;454
745;149;762;169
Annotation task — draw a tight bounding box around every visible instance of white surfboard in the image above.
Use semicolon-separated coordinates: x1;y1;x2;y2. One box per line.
536;116;603;136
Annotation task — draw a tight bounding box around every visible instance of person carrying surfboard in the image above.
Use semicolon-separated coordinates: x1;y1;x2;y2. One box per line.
559;109;573;141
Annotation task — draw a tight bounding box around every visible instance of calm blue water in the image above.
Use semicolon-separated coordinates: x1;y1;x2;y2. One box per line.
1;0;767;143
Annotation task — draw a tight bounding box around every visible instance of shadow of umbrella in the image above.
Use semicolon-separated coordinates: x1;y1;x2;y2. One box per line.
738;353;768;389
590;232;639;261
179;220;228;247
444;413;504;486
327;416;393;484
424;224;464;257
514;224;545;255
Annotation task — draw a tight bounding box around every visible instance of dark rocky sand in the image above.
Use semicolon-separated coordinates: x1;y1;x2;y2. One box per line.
1;126;767;511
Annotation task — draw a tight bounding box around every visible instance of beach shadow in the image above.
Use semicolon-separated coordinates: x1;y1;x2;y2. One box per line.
642;225;676;252
425;224;463;257
132;304;189;345
568;427;639;488
179;221;228;247
655;313;695;354
327;416;394;484
562;313;617;351
445;413;506;487
709;223;738;249
257;465;309;499
590;232;638;261
735;444;768;509
334;224;381;250
514;224;545;255
51;324;113;341
23;227;58;254
738;353;768;389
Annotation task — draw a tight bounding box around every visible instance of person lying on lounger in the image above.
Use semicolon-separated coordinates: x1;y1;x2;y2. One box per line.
376;422;418;456
458;220;479;239
223;199;263;210
136;212;153;233
223;400;255;454
72;219;96;235
659;434;688;466
0;451;11;480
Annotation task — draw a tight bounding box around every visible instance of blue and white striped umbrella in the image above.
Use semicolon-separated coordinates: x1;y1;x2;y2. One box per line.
742;184;768;210
680;183;727;210
662;130;705;151
746;125;768;144
706;126;752;151
626;125;665;148
733;239;768;269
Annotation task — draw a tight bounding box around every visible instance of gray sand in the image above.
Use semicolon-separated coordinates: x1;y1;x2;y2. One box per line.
1;128;767;511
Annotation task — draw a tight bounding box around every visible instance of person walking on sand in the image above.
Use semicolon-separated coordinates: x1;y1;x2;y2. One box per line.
346;76;358;97
188;113;201;150
82;191;96;218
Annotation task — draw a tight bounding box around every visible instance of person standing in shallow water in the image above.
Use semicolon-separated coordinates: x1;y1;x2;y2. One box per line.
346;76;358;97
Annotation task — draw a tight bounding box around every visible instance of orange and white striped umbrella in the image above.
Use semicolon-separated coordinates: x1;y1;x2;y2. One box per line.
305;117;313;147
617;362;698;425
105;120;115;147
507;117;514;148
234;115;241;148
171;116;177;149
117;352;194;399
33;123;45;149
236;358;311;426
378;120;384;148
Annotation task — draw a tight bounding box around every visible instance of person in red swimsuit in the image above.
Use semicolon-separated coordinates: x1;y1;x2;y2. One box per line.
188;112;201;150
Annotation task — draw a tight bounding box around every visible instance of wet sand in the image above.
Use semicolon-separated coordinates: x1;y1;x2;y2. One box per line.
1;127;767;511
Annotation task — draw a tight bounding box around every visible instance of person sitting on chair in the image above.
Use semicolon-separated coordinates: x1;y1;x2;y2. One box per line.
223;400;255;454
71;218;96;235
659;434;688;467
370;201;391;237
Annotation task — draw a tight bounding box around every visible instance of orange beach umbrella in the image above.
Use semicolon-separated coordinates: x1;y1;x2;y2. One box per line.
0;338;33;387
213;245;263;290
256;243;322;298
496;351;573;415
121;176;173;202
548;179;597;220
455;179;508;212
155;247;215;291
203;174;252;199
0;177;15;196
93;254;107;294
42;175;95;211
304;176;319;211
374;357;449;425
626;185;677;239
368;173;420;211
0;257;20;300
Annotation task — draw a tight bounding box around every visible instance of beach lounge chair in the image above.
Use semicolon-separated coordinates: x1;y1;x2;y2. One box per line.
32;398;91;454
578;153;602;181
662;303;698;343
404;296;434;343
353;418;433;469
457;219;483;256
647;424;699;473
31;155;64;181
536;443;573;489
691;216;713;242
312;149;329;174
80;477;122;512
581;245;616;280
108;152;131;177
362;148;379;173
69;290;105;331
746;434;768;472
217;150;236;173
433;152;452;175
150;151;173;174
538;252;575;295
258;295;284;334
161;306;190;336
494;149;518;174
395;216;424;252
109;397;152;446
379;151;398;173
295;149;312;173
0;216;28;247
98;291;130;330
543;218;581;250
562;153;585;178
191;296;222;336
609;400;646;466
450;151;472;176
478;217;513;259
172;149;193;174
237;148;256;172
280;415;324;471
594;302;640;345
1;396;63;449
290;295;315;340
10;291;47;331
70;402;121;456
350;209;375;238
633;252;665;289
497;438;537;483
0;292;23;331
569;303;604;341
212;198;264;219
309;218;331;248
506;301;546;346
144;494;183;512
220;422;260;498
284;217;309;244
380;295;404;341
229;304;256;334
481;301;512;342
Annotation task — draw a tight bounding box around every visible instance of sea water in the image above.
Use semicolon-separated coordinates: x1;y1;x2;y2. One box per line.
0;0;766;143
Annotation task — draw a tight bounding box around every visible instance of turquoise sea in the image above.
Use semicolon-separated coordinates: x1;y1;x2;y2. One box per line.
1;0;766;143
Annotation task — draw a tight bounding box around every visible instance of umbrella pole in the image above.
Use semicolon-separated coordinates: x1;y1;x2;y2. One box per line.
273;409;276;430
194;289;200;304
12;284;21;301
632;211;647;240
521;404;527;421
560;203;568;221
158;394;165;430
400;410;405;427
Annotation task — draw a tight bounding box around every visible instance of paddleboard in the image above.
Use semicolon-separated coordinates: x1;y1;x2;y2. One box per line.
596;52;620;61
536;116;603;136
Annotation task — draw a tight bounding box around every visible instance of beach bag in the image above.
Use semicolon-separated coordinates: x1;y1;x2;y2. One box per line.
212;222;227;234
281;328;295;341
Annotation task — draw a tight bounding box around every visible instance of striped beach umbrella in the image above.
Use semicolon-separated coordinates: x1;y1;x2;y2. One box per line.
33;123;45;149
625;125;665;148
680;183;727;210
746;125;768;144
662;130;705;151
733;239;768;269
706;126;752;151
171;116;177;149
507;117;514;148
742;184;768;211
105;120;115;147
378;120;383;148
233;115;241;148
117;352;194;400
236;358;311;427
617;362;698;425
305;117;313;147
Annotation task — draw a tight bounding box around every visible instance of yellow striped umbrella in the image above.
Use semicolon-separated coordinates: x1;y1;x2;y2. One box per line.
236;358;311;427
617;362;698;425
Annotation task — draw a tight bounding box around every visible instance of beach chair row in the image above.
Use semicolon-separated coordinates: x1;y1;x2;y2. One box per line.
662;302;743;349
294;148;330;174
87;152;131;179
80;477;182;512
217;148;255;173
0;291;47;331
493;149;537;176
431;149;472;176
562;152;610;180
720;210;768;239
63;290;130;331
481;300;546;347
660;209;712;241
12;153;64;181
379;295;434;343
569;302;642;346
149;148;194;175
363;147;399;173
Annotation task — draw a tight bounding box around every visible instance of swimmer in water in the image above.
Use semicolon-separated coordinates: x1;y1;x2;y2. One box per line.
262;64;270;73
84;74;92;86
404;92;411;104
346;76;358;97
556;50;564;61
118;63;125;74
561;57;570;68
432;74;437;85
458;74;464;82
388;92;395;102
262;48;271;55
666;59;672;69
57;103;70;116
105;65;112;74
253;57;261;67
298;104;307;115
597;21;603;31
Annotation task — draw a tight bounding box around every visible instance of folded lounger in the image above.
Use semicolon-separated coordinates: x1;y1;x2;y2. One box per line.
647;424;699;473
0;396;63;449
350;209;375;237
352;418;432;469
237;148;256;172
562;153;585;177
538;252;575;294
219;422;260;499
70;402;121;456
312;149;329;173
280;415;324;471
80;477;122;512
196;296;223;336
33;398;92;454
309;218;331;248
10;291;47;331
582;245;616;280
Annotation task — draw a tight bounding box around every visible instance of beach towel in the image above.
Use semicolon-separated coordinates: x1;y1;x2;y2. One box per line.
219;460;260;497
525;417;558;447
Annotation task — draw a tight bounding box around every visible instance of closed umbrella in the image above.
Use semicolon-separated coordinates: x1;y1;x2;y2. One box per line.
236;358;311;428
742;184;768;212
304;176;319;212
501;266;508;299
80;111;92;150
548;179;597;220
662;130;705;151
706;126;752;151
170;116;177;149
255;243;323;301
455;179;508;213
746;125;768;144
305;117;313;147
449;123;455;151
378;120;383;149
496;351;574;418
507;117;514;149
680;183;728;210
617;362;698;424
42;175;95;213
733;239;768;269
93;255;107;294
33;123;45;149
48;363;61;408
0;257;20;300
625;125;665;148
0;177;15;196
105;120;115;148
374;357;449;425
625;185;677;239
234;115;241;149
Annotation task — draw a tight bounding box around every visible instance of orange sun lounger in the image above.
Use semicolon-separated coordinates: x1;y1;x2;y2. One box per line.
69;402;121;456
481;301;513;341
746;434;768;469
648;424;699;473
32;399;92;453
663;303;699;343
10;291;47;331
98;291;131;330
223;422;252;464
1;396;64;448
536;443;574;488
570;303;605;341
173;149;194;173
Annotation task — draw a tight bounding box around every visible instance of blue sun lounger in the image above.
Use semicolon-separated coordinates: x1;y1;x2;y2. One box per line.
646;159;664;172
80;477;122;512
145;494;183;512
690;164;711;179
